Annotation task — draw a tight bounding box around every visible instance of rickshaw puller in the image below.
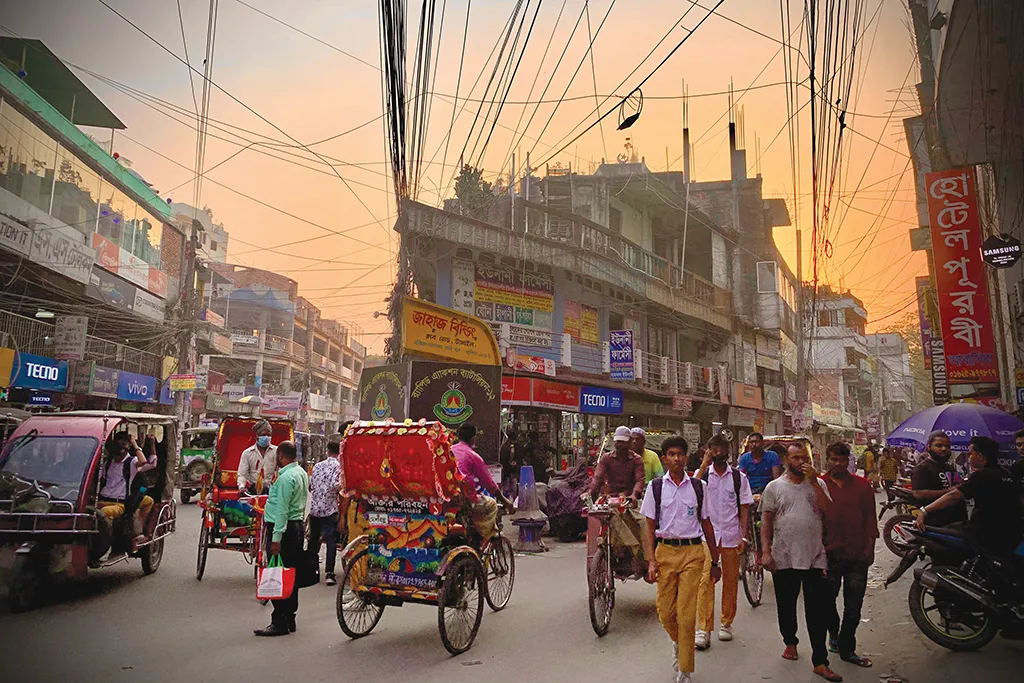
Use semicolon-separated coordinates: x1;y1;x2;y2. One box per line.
238;419;278;494
590;426;647;570
452;423;514;542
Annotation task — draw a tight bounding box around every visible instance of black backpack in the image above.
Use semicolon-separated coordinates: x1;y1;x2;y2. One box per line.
652;475;704;531
701;467;744;513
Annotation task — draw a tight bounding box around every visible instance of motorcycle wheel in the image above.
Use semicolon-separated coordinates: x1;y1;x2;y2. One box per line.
908;578;998;651
883;514;915;555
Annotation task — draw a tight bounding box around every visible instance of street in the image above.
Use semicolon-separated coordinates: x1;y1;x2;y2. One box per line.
1;496;1021;683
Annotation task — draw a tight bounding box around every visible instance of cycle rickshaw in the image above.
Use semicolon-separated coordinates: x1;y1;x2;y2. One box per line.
195;416;293;580
585;495;651;635
335;420;515;655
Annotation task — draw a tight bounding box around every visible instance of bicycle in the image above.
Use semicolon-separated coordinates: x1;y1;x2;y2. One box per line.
740;500;764;607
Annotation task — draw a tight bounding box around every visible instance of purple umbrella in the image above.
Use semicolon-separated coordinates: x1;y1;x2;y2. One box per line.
887;403;1024;463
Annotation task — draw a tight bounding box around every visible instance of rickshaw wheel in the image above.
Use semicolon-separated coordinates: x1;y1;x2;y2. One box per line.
337;549;384;638
588;546;614;636
142;507;170;575
483;536;515;611
196;512;211;580
438;554;484;655
741;544;763;607
9;555;42;613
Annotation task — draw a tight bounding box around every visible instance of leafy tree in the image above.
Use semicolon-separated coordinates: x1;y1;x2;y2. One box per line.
453;164;492;212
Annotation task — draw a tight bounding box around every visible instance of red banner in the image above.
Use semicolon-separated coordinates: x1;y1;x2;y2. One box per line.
926;168;999;384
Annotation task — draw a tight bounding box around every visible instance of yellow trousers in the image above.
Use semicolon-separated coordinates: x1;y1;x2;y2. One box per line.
697;544;741;631
99;496;153;521
655;542;706;674
469;496;499;540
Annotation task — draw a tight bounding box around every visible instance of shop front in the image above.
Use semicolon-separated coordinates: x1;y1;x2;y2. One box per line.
0;349;69;411
500;377;580;474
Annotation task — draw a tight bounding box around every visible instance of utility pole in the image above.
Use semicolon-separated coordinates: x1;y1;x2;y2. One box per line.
796;228;807;402
302;306;314;432
175;219;200;446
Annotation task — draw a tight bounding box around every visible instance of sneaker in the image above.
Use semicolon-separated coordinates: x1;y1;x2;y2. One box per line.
782;644;799;660
828;636;840;653
695;630;710;651
675;672;693;683
672;641;679;672
325;573;337;586
718;625;733;641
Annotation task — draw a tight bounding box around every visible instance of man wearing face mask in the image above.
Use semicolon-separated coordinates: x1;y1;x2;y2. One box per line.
910;430;967;528
238;420;278;495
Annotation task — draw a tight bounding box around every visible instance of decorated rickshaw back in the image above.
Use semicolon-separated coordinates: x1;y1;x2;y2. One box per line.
342;420;463;593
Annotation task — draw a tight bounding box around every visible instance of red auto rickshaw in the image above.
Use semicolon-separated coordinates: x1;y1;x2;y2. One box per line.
0;411;178;611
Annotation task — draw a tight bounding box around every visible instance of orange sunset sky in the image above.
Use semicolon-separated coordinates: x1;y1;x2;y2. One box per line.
3;0;927;351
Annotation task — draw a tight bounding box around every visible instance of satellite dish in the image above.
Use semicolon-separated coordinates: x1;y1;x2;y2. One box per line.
617;88;644;130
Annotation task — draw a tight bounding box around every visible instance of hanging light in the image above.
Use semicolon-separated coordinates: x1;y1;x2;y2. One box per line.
617;88;644;130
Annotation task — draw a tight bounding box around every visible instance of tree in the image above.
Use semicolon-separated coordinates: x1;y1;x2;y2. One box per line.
877;312;931;411
453;164;492;212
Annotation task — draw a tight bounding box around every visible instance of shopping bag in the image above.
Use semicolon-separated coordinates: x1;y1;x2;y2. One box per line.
256;555;295;600
296;549;321;588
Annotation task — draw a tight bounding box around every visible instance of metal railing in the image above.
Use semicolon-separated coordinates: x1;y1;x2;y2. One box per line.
635;350;726;399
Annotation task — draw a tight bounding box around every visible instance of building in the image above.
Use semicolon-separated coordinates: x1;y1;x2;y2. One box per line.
805;285;871;445
867;332;916;436
0;37;188;412
204;262;364;433
170;201;230;262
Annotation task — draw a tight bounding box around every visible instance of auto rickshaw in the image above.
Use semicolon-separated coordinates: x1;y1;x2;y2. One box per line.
0;411;178;612
179;425;217;504
1;408;31;450
195;416;293;580
336;420;515;655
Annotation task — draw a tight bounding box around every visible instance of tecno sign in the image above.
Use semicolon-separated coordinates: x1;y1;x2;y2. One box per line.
26;362;59;381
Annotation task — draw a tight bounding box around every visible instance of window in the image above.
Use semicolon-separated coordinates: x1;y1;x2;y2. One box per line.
608;207;622;234
845;347;858;367
210;240;218;251
817;310;834;327
756;261;778;293
0;98;59;214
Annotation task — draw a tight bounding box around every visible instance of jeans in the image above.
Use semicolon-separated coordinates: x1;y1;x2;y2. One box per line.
773;568;830;667
267;520;303;628
307;513;339;575
825;557;870;657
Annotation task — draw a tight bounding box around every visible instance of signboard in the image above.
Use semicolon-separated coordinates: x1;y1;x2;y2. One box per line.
170;373;197;391
231;333;259;346
732;383;764;410
682;423;701;448
265;394;302;412
580;386;624;415
195;365;209;391
780;333;797;374
201;307;226;328
450;258;476;314
117;370;156;402
8;352;68;391
30;223;93;284
1015;367;1024;389
408;361;502;463
468;261;555;349
672;395;693;414
981;234;1021;268
91;365;120;398
53;315;88;361
791;401;811;431
87;265;136;311
401;297;501;365
500;376;532;406
930;338;950;404
206;393;231;412
158;379;175;406
581;304;599;345
728;407;758;427
531;379;580;410
133;288;165;322
208;330;233;355
763;384;783;411
926;168;998;384
506;349;555;377
609;330;635;381
358;365;410;422
223;383;246;401
563;299;581;342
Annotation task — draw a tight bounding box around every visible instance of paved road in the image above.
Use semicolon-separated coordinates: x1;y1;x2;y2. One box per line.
1;499;1021;683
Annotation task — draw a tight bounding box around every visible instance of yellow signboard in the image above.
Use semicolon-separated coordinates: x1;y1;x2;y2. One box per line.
0;348;15;387
401;298;501;366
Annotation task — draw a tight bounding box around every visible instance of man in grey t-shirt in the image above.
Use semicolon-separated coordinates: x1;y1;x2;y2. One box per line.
761;444;840;682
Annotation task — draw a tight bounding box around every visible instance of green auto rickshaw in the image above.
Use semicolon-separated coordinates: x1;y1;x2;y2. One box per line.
179;426;217;504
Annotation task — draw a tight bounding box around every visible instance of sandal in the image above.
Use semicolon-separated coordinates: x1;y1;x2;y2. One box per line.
812;665;843;682
840;653;872;668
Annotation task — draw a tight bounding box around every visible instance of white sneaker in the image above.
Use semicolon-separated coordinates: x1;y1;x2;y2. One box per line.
694;630;710;650
672;641;679;672
718;625;733;641
675;672;693;683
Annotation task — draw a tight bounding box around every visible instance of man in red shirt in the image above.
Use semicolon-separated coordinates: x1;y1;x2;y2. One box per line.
822;442;877;670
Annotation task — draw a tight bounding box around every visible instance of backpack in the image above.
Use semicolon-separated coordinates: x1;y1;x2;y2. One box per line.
701;467;743;513
652;475;704;532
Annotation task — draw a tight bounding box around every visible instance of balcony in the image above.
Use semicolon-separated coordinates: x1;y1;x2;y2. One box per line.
402;199;732;331
635;350;728;400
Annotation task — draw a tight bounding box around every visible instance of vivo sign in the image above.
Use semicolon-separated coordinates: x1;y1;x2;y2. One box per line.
117;371;157;402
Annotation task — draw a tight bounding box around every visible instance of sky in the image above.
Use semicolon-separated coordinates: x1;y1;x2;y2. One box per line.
1;0;927;352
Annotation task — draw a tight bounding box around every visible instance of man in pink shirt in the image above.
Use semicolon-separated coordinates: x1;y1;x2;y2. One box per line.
451;424;515;540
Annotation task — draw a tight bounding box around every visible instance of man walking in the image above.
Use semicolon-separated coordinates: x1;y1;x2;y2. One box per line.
642;436;721;683
308;439;342;586
822;442;876;669
877;447;900;501
631;427;665;484
694;435;753;648
254;441;308;636
761;444;841;682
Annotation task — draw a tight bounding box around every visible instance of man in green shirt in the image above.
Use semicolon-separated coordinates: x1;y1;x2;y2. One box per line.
255;440;309;637
632;427;665;483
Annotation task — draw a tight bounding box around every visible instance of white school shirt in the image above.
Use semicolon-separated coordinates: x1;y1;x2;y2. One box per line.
640;472;709;540
702;466;755;548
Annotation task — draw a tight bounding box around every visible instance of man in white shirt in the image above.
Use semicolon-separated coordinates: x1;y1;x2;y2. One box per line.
97;431;158;553
238;420;278;494
641;435;721;683
308;440;342;585
694;435;754;648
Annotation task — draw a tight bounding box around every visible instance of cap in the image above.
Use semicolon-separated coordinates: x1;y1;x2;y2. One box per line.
630;427;646;437
613;426;632;442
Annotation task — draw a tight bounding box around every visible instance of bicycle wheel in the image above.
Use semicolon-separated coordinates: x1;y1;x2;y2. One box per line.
484;536;515;611
741;540;763;607
438;554;484;655
337;549;385;638
588;546;614;636
196;512;210;580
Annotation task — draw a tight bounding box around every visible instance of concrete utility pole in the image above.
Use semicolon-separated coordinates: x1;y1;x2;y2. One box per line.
302;306;314;431
796;228;808;402
175;218;200;445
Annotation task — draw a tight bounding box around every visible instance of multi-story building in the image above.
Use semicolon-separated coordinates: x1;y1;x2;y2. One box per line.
205;262;364;433
170;201;230;262
0;37;191;412
867;332;916;435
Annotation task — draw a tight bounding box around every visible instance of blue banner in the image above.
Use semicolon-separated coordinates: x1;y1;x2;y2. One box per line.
580;386;624;415
609;330;635;381
9;352;68;391
158;380;175;406
117;370;157;403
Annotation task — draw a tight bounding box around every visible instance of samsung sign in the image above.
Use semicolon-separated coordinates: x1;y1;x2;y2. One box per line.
117;370;157;402
580;386;624;415
9;352;68;391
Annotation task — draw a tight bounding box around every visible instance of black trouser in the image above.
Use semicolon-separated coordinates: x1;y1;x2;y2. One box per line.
825;556;870;657
266;520;304;628
883;480;896;502
773;568;830;667
307;513;339;575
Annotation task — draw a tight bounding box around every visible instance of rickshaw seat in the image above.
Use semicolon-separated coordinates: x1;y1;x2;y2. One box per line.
213;488;239;503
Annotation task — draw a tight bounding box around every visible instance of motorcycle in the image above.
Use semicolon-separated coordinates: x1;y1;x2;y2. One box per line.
879;485;922;555
886;524;1024;651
